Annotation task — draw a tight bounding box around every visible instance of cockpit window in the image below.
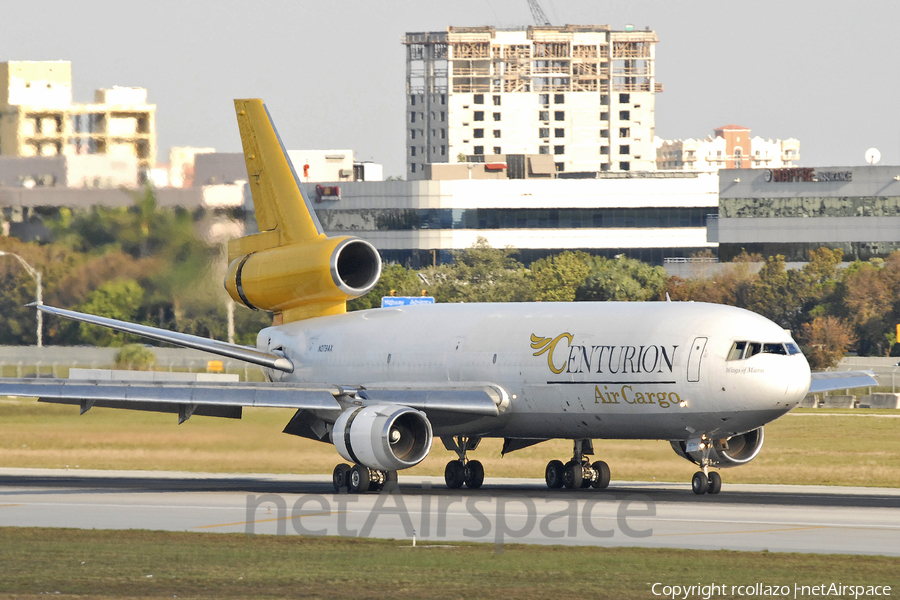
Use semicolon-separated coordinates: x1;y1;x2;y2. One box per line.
727;341;747;361
728;340;798;360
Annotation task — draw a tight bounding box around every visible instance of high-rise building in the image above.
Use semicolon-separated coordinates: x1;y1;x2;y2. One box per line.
656;125;800;171
0;61;156;176
403;25;662;179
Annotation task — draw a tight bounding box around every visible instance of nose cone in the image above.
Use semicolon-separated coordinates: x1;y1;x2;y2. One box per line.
760;352;810;408
788;353;812;402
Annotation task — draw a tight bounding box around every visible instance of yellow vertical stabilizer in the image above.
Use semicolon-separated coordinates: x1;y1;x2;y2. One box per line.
229;99;325;261
224;100;382;323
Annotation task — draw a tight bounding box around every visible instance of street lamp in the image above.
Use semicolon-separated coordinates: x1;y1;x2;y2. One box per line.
0;251;43;347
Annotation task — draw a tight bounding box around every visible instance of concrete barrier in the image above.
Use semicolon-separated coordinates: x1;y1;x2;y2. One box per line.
798;394;818;408
865;393;900;409
818;394;856;409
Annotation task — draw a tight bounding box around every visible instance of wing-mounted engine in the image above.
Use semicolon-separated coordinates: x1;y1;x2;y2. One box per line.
332;405;433;471
670;427;765;469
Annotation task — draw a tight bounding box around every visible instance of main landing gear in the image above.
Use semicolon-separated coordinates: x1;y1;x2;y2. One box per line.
332;463;397;493
544;439;610;490
443;436;484;490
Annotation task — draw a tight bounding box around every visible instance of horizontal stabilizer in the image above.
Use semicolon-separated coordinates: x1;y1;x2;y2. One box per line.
30;304;294;373
808;370;878;393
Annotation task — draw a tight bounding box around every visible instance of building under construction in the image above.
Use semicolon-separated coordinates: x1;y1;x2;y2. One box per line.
0;61;156;177
403;25;662;179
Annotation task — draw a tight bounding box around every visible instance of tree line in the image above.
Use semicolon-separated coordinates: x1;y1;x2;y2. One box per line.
2;194;896;369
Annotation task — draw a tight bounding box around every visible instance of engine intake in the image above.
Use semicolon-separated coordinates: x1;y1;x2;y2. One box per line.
225;236;381;321
670;427;765;469
332;405;433;471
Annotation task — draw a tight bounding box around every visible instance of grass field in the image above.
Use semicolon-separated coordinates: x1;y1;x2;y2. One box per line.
1;398;898;487
0;528;896;599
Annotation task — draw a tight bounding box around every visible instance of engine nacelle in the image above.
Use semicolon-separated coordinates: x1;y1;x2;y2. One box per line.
225;236;381;321
332;405;433;471
670;427;765;469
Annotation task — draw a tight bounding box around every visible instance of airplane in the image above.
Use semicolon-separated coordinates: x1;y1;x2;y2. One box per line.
0;100;877;496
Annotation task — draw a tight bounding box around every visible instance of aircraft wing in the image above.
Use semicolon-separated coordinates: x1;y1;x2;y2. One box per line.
0;378;342;423
0;377;503;424
808;370;878;394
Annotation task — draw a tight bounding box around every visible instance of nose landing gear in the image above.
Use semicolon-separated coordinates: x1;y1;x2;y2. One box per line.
691;439;722;495
545;439;610;490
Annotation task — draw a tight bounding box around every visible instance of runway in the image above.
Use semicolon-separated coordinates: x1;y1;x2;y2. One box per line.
1;468;898;556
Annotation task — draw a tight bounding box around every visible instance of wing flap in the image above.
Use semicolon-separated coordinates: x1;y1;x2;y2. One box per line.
808;370;878;394
38;398;244;420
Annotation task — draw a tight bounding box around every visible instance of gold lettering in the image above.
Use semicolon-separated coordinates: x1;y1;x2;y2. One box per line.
532;332;573;374
621;385;633;403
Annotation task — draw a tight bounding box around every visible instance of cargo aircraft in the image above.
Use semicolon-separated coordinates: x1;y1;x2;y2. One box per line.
0;100;876;495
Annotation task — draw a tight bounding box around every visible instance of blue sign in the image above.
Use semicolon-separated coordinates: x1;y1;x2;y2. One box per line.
381;296;436;308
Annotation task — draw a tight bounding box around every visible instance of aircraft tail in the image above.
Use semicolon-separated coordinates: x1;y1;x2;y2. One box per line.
224;100;381;322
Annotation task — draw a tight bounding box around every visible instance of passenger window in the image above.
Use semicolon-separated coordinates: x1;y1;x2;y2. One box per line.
746;342;762;358
727;341;747;361
785;342;802;355
763;343;787;355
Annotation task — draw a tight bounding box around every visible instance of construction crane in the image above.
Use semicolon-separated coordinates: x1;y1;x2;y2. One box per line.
527;0;551;26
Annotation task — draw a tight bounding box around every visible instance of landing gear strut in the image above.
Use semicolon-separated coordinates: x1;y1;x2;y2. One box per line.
545;439;610;490
442;436;484;489
690;437;722;495
332;463;397;493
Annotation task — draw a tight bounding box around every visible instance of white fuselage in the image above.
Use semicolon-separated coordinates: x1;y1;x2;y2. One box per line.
258;302;811;442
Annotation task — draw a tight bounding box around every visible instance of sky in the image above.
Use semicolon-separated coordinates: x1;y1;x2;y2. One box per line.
7;1;900;178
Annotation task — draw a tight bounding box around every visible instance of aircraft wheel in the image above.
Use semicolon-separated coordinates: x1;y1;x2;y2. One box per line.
464;460;484;489
563;460;583;489
691;471;708;495
580;465;593;488
707;471;722;495
332;463;351;492
591;461;610;489
545;459;564;489
444;460;465;489
349;464;371;493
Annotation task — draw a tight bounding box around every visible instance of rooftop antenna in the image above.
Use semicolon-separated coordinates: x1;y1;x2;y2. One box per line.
527;0;551;26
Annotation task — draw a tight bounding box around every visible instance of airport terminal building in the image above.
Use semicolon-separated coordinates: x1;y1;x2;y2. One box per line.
292;172;717;267
710;165;900;261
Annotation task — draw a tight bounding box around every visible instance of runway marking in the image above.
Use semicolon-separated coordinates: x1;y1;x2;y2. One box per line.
787;413;900;418
653;526;827;537
195;511;342;529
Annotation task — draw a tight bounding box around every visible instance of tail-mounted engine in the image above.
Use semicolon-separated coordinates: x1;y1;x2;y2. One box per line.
332;404;433;471
670;427;765;469
225;236;382;322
